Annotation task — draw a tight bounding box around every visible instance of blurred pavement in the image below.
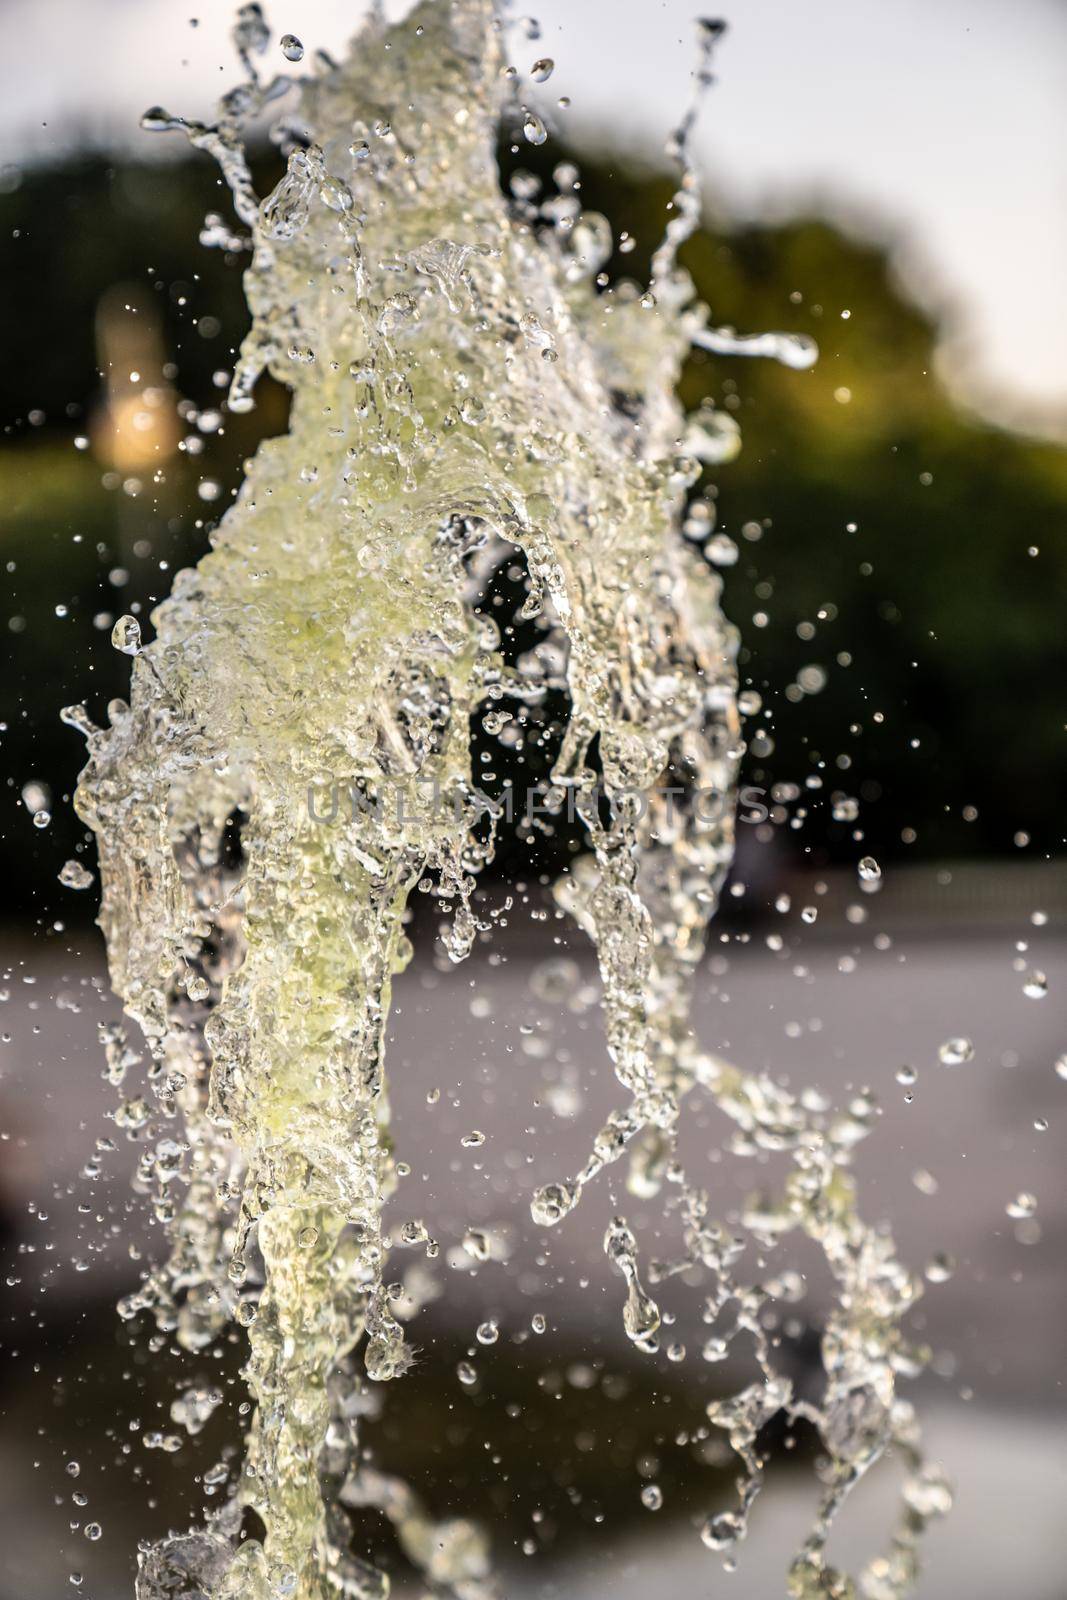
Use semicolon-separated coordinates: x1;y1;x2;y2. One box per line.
1;870;1065;1596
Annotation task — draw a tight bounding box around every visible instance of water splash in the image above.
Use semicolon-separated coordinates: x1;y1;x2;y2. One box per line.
69;3;946;1597
691;324;820;370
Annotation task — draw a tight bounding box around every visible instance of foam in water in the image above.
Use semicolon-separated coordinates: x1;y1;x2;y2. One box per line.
68;3;949;1595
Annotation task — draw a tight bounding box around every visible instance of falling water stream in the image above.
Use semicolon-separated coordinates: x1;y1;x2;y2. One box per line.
67;3;950;1596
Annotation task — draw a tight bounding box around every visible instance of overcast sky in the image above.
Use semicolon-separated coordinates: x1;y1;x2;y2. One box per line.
5;0;1066;438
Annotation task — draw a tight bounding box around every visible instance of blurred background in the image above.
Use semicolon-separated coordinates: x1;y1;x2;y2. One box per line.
0;2;1065;1597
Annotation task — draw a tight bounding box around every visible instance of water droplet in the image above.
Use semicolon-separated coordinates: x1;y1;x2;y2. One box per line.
530;58;554;82
530;1181;577;1226
529;960;579;1008
462;1228;490;1261
280;32;304;62
707;533;738;567
140;106;183;134
320;176;353;213
233;2;270;60
1023;970;1048;999
640;1484;663;1510
111;615;141;655
522;113;547;146
938;1037;974;1066
797;663;827;695
59;859;94;890
857;855;881;883
377;294;418;336
924;1251;955;1284
701;1510;742;1551
902;1465;953;1518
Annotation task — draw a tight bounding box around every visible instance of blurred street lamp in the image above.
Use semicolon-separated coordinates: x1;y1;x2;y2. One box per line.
91;284;179;475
